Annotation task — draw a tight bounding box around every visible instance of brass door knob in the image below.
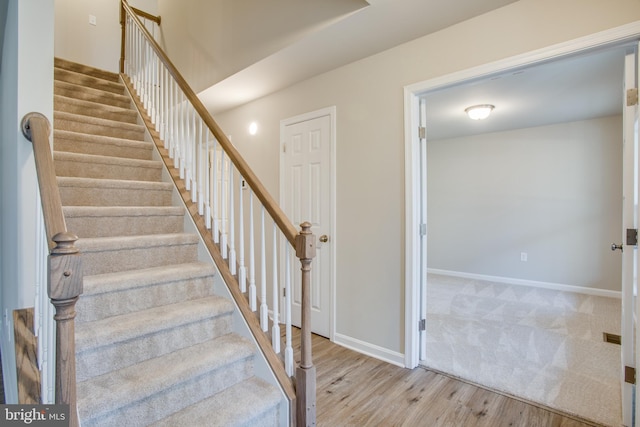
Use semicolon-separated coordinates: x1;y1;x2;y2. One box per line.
611;243;623;252
319;235;329;243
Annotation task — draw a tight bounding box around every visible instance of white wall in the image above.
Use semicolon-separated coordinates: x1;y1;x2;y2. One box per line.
54;0;157;73
0;0;54;403
213;0;640;356
427;116;622;291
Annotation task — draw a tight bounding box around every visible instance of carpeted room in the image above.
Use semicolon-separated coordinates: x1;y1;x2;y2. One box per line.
421;46;626;427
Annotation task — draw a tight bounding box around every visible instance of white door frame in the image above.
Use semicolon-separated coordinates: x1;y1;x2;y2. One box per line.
280;106;337;341
403;22;640;370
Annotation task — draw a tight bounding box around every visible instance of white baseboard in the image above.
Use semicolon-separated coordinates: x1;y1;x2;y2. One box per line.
333;333;405;368
427;268;621;299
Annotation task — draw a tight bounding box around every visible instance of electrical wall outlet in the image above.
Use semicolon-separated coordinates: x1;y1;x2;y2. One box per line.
520;252;528;262
89;15;97;26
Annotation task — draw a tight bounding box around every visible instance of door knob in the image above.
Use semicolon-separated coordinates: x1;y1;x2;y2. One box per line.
319;235;329;243
611;243;623;252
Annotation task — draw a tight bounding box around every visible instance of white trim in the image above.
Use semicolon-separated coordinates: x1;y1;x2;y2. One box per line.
403;21;640;369
428;269;622;299
334;333;405;368
279;106;337;341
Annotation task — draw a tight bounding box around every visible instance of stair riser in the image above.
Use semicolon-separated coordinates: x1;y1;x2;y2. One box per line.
54;98;138;124
76;313;232;382
76;275;214;323
54;158;162;182
80;358;254;427
54;133;153;160
55;85;131;109
55;68;125;95
66;213;184;238
59;185;172;207
78;242;198;276
55;117;145;141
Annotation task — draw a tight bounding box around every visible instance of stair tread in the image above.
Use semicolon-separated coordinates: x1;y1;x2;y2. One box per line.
81;262;215;297
55;110;145;132
55;80;130;103
76;232;199;252
151;377;281;427
55;67;125;94
76;295;234;350
63;205;183;218
57;176;172;189
77;334;255;420
55;57;120;82
54;151;162;169
54;129;153;147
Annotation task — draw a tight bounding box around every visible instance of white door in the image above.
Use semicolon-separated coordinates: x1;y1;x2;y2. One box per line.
418;97;428;361
620;45;639;427
281;108;335;338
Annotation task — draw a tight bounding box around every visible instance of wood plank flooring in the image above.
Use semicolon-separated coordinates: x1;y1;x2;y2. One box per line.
290;329;603;427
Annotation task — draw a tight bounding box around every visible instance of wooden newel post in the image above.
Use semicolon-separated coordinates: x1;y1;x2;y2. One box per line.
295;222;316;426
49;232;83;427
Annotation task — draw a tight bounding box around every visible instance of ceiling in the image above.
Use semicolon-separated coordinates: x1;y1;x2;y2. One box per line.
198;0;519;114
422;44;633;141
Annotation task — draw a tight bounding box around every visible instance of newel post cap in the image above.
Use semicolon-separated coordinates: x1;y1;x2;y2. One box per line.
296;222;316;260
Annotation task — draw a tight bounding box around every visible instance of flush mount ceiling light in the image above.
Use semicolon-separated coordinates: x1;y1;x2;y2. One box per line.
249;121;258;135
464;104;495;120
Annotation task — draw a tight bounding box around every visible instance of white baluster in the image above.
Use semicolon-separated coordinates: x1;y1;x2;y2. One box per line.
229;165;236;275
184;102;191;192
238;177;246;292
285;245;293;376
272;224;280;353
212;140;219;243
260;207;268;332
179;93;186;179
198;119;205;216
205;129;212;229
248;191;257;311
220;150;228;259
191;108;197;202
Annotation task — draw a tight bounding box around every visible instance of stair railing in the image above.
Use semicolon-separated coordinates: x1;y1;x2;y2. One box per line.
120;1;317;425
21;113;82;427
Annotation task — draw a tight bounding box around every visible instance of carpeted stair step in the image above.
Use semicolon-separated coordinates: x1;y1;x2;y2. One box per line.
76;233;199;276
55;80;132;109
151;377;281;427
58;177;172;207
54;95;138;124
63;206;184;238
55;57;120;83
77;334;256;427
76;263;216;323
54;67;125;95
76;295;235;382
54;151;163;181
54;129;154;160
55;111;146;140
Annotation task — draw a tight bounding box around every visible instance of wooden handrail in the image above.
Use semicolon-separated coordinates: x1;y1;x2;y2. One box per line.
22;113;82;427
21;113;66;250
120;0;299;247
131;6;160;25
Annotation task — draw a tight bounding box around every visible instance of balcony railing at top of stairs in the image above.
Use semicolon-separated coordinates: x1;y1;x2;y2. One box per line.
119;1;318;425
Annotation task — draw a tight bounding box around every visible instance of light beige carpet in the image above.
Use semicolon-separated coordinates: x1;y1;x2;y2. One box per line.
424;273;622;426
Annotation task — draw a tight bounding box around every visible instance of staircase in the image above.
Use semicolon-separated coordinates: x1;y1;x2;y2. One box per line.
53;58;282;426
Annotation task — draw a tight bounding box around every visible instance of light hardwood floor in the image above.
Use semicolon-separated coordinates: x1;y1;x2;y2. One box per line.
290;329;602;427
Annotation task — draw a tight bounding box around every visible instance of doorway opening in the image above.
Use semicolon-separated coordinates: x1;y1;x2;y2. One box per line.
404;25;640;427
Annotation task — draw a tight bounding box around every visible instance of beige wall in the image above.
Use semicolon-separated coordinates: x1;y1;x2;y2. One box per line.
214;0;640;356
427;116;622;291
54;0;157;72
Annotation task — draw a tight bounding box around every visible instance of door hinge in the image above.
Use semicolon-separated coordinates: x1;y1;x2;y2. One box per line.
283;288;286;298
625;366;636;384
627;228;638;246
419;319;426;331
627;88;638;106
418;126;426;140
419;223;427;236
283;143;286;153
